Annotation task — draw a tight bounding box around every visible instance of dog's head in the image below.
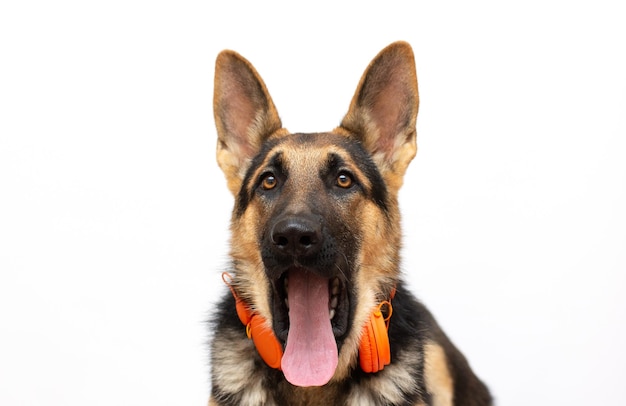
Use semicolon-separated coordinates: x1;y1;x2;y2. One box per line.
213;41;419;387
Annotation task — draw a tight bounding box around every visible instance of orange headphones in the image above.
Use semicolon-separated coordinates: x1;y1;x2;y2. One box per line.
222;273;393;374
357;298;393;373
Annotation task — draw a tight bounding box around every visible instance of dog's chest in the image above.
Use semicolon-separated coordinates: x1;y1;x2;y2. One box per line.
265;364;424;406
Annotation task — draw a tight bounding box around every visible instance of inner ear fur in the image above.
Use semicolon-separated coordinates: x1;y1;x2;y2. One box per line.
213;50;286;195
337;41;419;192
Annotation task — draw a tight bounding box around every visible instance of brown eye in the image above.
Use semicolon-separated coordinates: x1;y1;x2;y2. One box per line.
336;172;353;188
261;173;277;190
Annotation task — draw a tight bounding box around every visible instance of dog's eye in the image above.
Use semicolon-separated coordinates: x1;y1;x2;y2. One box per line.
261;173;278;190
336;172;353;188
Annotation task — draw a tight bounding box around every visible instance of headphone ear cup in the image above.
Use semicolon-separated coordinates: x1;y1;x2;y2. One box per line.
359;314;378;373
359;309;391;373
249;315;283;370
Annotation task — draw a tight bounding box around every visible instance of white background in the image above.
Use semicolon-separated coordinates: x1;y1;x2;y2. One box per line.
1;1;625;405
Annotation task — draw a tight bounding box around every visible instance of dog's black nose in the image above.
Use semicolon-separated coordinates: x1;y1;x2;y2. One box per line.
271;216;322;258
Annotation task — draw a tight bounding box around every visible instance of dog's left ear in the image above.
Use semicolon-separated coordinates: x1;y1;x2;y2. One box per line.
337;41;419;193
213;50;287;195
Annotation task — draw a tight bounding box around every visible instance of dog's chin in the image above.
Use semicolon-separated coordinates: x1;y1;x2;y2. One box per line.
271;267;351;349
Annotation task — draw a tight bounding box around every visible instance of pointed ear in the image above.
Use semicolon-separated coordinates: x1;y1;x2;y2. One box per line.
337;41;419;193
213;50;287;195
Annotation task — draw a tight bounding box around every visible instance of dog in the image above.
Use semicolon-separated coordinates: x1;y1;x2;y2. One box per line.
208;41;492;405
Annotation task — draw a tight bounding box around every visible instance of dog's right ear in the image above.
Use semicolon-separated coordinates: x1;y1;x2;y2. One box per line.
213;50;286;195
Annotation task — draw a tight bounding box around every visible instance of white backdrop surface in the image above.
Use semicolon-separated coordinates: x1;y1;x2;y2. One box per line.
1;1;625;405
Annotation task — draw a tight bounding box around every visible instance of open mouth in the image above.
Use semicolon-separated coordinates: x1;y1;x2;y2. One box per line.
284;274;343;322
274;269;351;341
272;268;351;387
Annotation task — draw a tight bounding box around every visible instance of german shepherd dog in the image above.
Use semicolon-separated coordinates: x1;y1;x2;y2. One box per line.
209;41;492;405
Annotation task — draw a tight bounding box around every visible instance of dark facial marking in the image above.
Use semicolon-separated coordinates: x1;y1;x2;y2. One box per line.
333;136;389;213
234;138;282;217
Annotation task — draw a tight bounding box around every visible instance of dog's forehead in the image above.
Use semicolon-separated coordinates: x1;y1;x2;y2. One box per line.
266;132;362;167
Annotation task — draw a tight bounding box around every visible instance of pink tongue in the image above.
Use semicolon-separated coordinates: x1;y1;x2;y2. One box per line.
281;270;338;387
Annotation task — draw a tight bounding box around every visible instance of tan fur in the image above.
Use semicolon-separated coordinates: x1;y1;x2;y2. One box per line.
424;342;455;406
